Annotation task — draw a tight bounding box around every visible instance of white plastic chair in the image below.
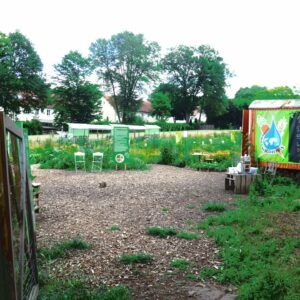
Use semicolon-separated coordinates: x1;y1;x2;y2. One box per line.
92;152;103;172
74;152;86;172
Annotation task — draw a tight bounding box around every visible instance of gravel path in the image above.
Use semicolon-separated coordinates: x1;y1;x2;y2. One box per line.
35;165;236;299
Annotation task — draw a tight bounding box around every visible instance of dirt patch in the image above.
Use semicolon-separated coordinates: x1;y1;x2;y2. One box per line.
35;165;237;299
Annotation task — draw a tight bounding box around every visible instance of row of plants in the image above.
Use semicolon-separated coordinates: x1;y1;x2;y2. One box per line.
29;131;241;172
197;176;300;299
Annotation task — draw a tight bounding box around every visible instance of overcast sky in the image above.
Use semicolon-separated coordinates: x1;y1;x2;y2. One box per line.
1;0;299;97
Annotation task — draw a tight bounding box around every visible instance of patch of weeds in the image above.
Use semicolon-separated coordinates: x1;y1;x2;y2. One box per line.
118;253;153;264
203;202;226;212
170;259;190;271
200;267;221;279
290;201;300;212
199;181;300;299
147;226;177;238
109;225;120;231
185;272;199;281
176;231;199;240
38;274;130;300
186;203;196;209
39;238;90;260
161;207;170;213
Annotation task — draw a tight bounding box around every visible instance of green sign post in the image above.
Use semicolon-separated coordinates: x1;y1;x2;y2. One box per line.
113;126;130;167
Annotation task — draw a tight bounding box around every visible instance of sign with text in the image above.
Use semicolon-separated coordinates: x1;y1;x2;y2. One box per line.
113;126;129;164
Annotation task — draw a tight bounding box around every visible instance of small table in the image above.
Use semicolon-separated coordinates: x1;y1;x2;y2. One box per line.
225;173;260;194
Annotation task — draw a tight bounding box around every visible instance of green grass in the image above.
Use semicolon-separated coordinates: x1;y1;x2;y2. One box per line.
118;253;153;264
198;179;300;299
176;231;199;240
161;207;170;212
38;277;130;300
147;226;177;238
170;259;190;271
203;202;226;212
39;238;90;260
108;225;120;231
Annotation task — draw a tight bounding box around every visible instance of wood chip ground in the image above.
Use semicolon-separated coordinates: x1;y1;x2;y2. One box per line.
35;165;237;299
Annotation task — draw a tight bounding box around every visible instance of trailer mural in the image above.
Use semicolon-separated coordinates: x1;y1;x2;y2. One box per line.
244;100;300;170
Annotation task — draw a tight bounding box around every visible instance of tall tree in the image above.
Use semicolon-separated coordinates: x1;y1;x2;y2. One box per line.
89;31;160;123
149;91;171;120
152;83;182;120
0;31;49;115
162;45;229;122
53;51;103;125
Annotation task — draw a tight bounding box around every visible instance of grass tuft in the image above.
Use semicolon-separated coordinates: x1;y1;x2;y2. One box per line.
147;227;177;238
170;258;190;271
176;231;199;240
203;202;226;212
161;207;170;212
118;253;153;264
39;238;90;260
109;225;120;231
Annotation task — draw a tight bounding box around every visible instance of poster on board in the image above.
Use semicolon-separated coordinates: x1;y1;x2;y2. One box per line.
113;126;129;164
255;109;300;164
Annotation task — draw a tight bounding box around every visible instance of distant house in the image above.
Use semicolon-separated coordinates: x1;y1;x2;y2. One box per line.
17;105;56;131
101;96;118;122
101;97;157;123
190;107;207;123
136;100;156;122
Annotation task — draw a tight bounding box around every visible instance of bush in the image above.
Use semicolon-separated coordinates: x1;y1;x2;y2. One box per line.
23;119;43;135
159;139;176;165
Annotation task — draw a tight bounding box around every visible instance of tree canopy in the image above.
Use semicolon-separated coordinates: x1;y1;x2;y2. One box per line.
89;31;160;123
161;45;229;122
53;51;103;125
149;91;171;120
0;31;49;115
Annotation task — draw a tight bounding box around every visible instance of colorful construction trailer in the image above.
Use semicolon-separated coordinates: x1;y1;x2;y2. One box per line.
242;99;300;171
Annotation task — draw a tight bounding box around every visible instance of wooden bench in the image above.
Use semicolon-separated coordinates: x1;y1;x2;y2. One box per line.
225;173;259;194
32;182;41;213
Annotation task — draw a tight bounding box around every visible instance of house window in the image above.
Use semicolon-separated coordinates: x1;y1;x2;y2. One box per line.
47;109;51;116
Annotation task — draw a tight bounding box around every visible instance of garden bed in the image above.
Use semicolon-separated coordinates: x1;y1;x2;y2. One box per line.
35;165;237;299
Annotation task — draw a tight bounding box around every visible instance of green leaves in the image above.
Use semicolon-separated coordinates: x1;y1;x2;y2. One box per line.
53;51;103;125
0;31;49;114
89;31;161;123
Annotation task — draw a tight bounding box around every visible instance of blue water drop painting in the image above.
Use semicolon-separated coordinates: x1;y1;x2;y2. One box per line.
262;119;281;150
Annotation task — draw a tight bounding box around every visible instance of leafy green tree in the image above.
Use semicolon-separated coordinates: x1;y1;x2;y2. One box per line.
0;31;49;114
89;31;160;123
53;51;103;125
154;83;185;121
150;91;171;120
162;45;229;123
215;85;300;129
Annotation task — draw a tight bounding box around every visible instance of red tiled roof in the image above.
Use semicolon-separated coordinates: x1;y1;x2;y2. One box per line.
139;100;152;113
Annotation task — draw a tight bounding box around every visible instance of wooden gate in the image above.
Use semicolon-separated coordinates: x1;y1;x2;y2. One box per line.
0;111;38;299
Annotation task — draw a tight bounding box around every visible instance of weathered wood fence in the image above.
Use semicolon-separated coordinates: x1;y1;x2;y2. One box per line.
0;111;38;299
